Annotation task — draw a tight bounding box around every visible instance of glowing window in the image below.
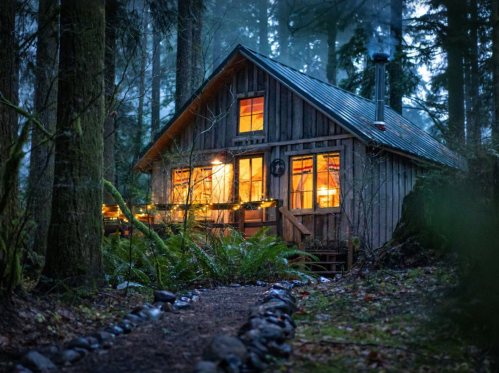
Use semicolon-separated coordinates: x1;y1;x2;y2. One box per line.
290;153;340;210
172;167;212;204
290;156;314;209
238;157;263;202
239;97;264;133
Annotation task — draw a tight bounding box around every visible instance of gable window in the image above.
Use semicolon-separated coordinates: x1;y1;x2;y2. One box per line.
239;97;264;133
290;153;340;210
172;166;212;204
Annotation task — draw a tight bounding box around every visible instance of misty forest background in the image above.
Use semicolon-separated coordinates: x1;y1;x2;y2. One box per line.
2;0;499;360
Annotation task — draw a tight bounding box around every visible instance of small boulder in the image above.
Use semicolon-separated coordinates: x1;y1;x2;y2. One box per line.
91;331;115;343
267;341;292;358
141;307;162;321
203;334;248;363
85;336;100;350
319;276;331;283
104;325;124;336
12;364;33;373
117;320;133;334
67;337;91;350
123;313;145;324
174;300;191;310
52;349;82;365
194;361;223;373
154;290;176;304
21;351;57;372
161;302;175;312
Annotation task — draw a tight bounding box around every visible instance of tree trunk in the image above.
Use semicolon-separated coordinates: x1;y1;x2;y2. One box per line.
103;0;119;205
151;21;161;141
43;0;105;287
258;0;269;56
492;0;499;211
446;0;466;149
29;0;58;256
191;0;204;92
277;0;290;61
211;0;224;69
135;8;148;162
0;0;19;297
175;0;192;110
389;0;403;114
469;0;480;148
326;19;338;85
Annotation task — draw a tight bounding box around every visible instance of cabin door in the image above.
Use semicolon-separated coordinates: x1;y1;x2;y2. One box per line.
237;155;264;237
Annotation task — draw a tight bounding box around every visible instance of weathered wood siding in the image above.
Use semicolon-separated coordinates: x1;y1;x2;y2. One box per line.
150;59;425;248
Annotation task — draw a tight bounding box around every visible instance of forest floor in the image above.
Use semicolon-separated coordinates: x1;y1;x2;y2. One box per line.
271;266;494;373
0;267;494;373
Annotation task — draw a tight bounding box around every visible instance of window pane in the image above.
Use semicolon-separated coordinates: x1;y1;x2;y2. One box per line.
240;99;252;116
317;154;328;172
251;180;262;201
239;182;250;202
239;159;250;182
302;156;313;174
252;114;264;131
302;173;313;191
317;153;340;208
302;191;313;209
291;157;302;175
251;157;263;180
239;116;251;133
292;175;302;192
252;97;264;114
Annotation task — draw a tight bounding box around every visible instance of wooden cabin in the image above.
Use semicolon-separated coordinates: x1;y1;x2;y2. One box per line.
133;45;464;273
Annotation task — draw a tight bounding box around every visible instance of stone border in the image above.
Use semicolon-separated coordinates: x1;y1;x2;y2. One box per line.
195;280;303;373
12;289;204;373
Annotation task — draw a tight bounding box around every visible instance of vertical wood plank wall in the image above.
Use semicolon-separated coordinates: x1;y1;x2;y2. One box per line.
150;59;425;248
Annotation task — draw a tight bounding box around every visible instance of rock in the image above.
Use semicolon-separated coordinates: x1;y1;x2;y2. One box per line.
12;364;33;373
228;284;241;288
180;296;191;302
271;282;291;291
258;322;285;343
153;302;165;308
72;348;89;358
282;320;295;338
52;349;82;365
191;290;201;296
267;341;292;358
85;336;100;350
21;351;57;372
263;289;295;302
131;306;149;315
197;288;209;292
35;345;59;359
117;320;133;334
281;313;296;328
154;290;176;304
319;276;331;283
194;361;223;373
255;281;267;287
102;341;114;349
91;331;115;343
248;351;267;370
203;334;248;363
260;300;297;315
291;279;304;287
123;313;145;324
67;337;91;350
174;300;191;310
219;354;243;373
265;316;285;328
191;295;200;303
104;325;124;335
142;307;162;321
161;302;175;312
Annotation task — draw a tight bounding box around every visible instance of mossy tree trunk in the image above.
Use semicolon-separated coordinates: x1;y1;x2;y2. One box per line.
42;0;106;287
175;0;192;110
151;18;161;140
0;0;20;299
389;0;403;114
191;0;204;91
29;0;59;257
103;0;119;205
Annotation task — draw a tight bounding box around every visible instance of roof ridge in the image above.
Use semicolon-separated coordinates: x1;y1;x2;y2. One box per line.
238;44;375;105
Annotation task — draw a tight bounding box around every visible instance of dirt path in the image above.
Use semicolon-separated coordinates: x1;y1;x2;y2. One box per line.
63;287;262;373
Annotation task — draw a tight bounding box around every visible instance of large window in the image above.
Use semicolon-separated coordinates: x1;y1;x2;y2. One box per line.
238;157;263;202
290;153;340;210
172;167;212;204
239;97;264;133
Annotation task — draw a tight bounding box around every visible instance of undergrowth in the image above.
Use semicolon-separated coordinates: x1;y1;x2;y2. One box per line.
103;227;315;291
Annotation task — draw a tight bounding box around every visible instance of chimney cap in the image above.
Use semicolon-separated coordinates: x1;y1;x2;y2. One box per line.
372;52;390;62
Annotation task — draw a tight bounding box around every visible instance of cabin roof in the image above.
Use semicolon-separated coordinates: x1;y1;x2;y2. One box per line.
135;44;465;172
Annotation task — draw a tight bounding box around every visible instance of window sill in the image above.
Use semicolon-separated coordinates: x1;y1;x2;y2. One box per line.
290;207;341;216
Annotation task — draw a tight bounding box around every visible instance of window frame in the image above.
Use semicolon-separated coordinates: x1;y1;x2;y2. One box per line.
288;152;341;214
237;96;265;135
170;165;213;205
236;154;264;203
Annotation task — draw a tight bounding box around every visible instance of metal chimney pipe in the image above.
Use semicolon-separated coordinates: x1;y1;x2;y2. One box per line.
372;52;390;130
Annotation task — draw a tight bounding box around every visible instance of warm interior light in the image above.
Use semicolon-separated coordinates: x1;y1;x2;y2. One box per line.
211;158;222;165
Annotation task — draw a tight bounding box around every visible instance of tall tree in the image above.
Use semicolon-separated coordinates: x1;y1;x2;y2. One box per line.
191;0;204;91
104;0;119;204
468;0;480;147
211;0;224;69
326;14;339;85
135;7;148;161
258;0;269;56
175;0;192;109
389;0;403;113
29;0;59;256
277;0;291;61
445;0;466;148
0;0;19;297
43;0;105;286
151;18;161;140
